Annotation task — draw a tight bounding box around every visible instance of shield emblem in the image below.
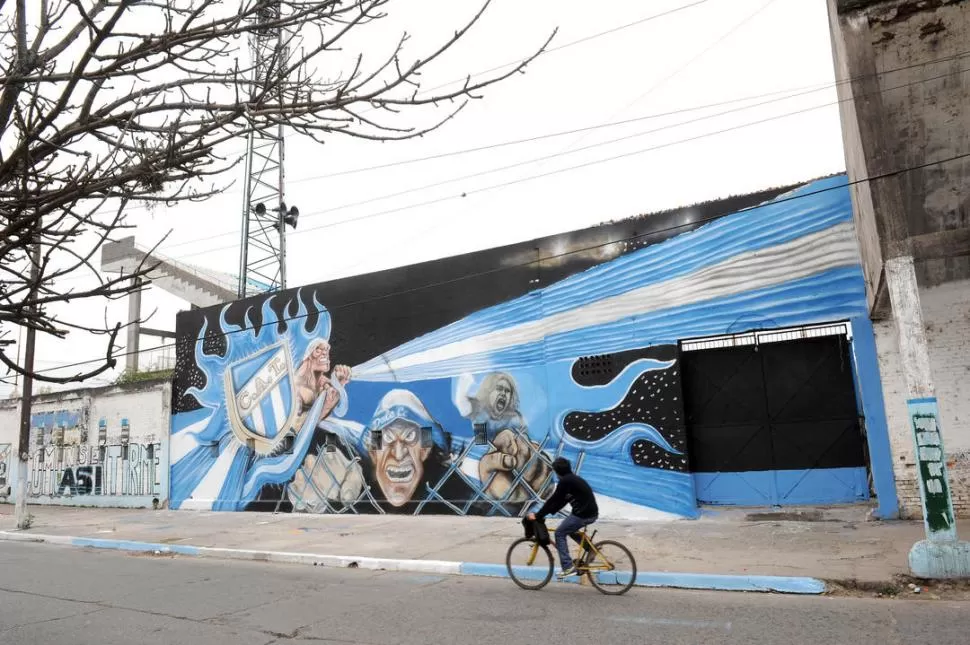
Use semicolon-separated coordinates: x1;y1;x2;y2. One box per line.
224;342;299;455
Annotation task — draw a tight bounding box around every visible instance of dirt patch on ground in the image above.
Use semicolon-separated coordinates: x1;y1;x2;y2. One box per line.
745;510;827;522
826;575;970;601
122;549;180;559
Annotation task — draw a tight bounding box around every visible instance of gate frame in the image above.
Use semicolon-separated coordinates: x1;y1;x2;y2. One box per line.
678;318;898;518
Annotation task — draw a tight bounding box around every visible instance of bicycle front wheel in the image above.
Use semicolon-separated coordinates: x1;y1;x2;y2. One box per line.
586;539;637;595
505;538;554;591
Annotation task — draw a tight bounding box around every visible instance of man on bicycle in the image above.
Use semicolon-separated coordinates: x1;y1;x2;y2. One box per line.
528;457;598;577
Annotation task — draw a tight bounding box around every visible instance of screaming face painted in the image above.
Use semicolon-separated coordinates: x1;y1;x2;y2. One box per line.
366;390;435;507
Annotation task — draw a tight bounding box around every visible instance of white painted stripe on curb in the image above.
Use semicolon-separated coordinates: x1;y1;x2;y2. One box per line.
0;531;461;575
0;531;73;546
192;546;462;575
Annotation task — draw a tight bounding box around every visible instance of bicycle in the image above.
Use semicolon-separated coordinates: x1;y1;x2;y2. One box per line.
505;523;638;595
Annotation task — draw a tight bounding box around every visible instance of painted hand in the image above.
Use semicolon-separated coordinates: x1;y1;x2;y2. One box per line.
287;449;365;512
332;364;352;385
319;386;341;419
478;429;551;503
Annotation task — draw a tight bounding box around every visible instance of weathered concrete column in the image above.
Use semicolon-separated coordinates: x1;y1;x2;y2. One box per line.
125;278;142;373
885;256;970;577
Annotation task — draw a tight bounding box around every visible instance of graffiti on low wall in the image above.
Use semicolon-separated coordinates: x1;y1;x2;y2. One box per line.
27;410;162;499
0;443;10;494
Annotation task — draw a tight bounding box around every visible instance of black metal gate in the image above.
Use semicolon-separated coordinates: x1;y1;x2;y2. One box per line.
680;324;869;506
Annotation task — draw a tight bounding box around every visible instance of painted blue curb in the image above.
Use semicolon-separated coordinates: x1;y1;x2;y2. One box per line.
459;562;825;594
633;571;825;594
1;531;825;594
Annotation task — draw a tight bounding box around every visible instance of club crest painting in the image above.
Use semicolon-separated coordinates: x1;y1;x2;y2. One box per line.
169;175;897;518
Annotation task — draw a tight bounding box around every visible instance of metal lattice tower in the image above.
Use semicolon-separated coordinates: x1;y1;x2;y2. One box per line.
238;1;298;298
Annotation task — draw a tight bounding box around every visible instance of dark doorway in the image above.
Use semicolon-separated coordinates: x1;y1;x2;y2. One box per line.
680;324;869;506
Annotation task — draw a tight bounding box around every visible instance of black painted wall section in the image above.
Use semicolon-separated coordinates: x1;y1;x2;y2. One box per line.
566;348;688;472
173;183;797;414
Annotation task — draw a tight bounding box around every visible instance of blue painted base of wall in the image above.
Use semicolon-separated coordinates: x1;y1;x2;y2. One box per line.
693;467;869;506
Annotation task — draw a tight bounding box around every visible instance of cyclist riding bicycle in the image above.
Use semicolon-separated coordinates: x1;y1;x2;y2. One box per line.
528;457;599;578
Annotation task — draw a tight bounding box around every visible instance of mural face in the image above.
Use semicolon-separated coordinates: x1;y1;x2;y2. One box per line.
170;176;869;517
367;391;434;506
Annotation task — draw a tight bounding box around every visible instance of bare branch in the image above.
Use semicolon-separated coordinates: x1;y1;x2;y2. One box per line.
0;0;554;382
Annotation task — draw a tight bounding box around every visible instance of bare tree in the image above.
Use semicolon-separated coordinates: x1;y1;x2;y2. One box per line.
0;0;553;384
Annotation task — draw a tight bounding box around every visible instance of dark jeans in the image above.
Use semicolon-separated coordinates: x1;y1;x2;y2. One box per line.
555;514;596;569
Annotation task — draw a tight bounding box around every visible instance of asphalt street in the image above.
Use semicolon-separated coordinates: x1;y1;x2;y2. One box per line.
0;541;968;645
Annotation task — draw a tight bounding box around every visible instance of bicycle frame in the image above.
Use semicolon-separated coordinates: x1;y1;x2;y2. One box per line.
523;526;615;573
573;529;615;573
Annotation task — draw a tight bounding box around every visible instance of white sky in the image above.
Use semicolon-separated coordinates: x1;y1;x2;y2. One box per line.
2;0;848;396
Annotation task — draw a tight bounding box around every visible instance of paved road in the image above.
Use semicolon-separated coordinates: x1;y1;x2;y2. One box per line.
0;542;967;645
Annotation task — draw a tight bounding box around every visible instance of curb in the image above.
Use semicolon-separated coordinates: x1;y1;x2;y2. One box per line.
0;531;826;595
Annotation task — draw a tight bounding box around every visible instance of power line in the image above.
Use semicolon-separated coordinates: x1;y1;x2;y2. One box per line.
149;48;970;259
29;147;970;379
45;52;970;291
183;48;970;189
43;52;970;296
64;45;970;258
270;83;834;182
418;0;715;95
153;82;833;256
117;0;720;201
553;0;779;159
163;62;969;261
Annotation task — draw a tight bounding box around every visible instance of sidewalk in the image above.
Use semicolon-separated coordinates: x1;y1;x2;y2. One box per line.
1;503;950;588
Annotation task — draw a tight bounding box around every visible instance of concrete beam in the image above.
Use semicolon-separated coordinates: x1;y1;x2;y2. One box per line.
870;271;893;320
140;327;175;339
836;0;888;11
837;0;969;17
891;228;970;261
101;236;236;306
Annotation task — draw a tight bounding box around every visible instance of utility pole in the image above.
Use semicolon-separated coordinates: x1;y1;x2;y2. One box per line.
14;233;40;529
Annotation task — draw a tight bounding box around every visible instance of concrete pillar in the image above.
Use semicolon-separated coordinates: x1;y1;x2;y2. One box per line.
126;278;142;373
885;256;970;577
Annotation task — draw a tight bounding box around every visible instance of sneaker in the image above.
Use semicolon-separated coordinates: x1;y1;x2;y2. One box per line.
557;565;579;578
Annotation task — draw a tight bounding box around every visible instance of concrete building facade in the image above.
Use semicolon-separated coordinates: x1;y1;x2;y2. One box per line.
827;0;970;518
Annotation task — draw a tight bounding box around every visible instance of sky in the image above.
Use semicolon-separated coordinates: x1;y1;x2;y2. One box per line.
1;0;848;396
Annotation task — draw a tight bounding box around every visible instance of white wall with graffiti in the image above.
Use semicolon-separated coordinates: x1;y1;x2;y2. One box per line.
0;378;170;508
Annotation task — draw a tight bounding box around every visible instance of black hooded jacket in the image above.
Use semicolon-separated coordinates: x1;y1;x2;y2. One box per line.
535;473;598;519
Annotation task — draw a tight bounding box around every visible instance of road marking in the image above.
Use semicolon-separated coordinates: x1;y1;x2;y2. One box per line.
609;616;732;632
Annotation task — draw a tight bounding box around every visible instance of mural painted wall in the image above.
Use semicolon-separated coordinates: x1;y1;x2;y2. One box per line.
0;381;170;507
170;175;890;518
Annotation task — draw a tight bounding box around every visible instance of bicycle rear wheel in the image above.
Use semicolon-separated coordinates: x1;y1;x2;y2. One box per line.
505;538;554;590
586;539;637;596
